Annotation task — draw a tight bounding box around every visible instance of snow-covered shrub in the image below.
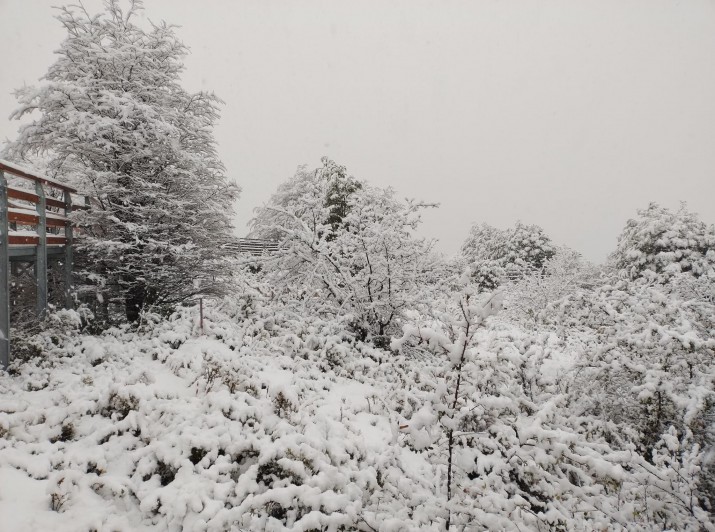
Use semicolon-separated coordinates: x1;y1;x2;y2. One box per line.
461;221;556;288
101;388;140;421
501;247;600;327
47;470;81;512
44;307;96;341
554;277;714;449
391;274;714;530
391;281;503;528
2;210;714;530
504;221;557;274
610;202;715;282
469;259;505;291
2;283;714;530
548;275;715;518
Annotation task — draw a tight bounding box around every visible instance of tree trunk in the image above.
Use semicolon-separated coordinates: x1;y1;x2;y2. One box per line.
126;283;146;322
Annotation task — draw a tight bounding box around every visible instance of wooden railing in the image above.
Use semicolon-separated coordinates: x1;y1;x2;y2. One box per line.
0;159;89;369
225;238;280;256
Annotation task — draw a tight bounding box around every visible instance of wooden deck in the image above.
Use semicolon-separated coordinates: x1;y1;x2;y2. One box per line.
0;160;276;370
0;159;89;369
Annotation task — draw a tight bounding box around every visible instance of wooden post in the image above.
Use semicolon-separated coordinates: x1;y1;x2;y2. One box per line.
0;171;9;369
35;182;47;319
199;297;204;335
63;190;73;309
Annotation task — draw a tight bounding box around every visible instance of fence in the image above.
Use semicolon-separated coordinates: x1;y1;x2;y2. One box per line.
224;238;280;256
0;159;89;369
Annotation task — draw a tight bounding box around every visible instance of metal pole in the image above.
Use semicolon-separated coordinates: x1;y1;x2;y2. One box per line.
35;182;47;319
63;190;73;309
0;171;9;369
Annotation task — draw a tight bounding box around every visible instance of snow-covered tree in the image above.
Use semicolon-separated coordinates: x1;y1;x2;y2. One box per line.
461;221;556;288
504;222;556;272
251;159;437;342
460;223;509;263
391;282;503;528
250;157;361;242
4;0;239;321
502;247;600;327
610;202;715;282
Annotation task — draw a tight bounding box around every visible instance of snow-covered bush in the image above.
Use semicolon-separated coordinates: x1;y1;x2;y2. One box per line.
609;202;715;282
461;221;556;288
504;221;557;274
391;281;503;528
502;247;600;327
394;277;714;530
548;275;715;517
2;271;714;530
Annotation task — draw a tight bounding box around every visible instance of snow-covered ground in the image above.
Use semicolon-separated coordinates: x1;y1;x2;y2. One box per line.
1;290;713;531
0;302;419;531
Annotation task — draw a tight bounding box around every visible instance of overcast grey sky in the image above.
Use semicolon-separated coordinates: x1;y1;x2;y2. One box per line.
1;0;714;263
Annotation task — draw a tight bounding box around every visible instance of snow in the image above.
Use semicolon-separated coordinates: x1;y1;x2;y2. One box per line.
0;282;710;531
7;230;40;237
2;0;712;528
0;467;66;532
0;301;415;530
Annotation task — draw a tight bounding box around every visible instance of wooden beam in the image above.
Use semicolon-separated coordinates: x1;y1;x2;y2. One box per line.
7;209;68;228
0;159;77;193
45;197;66;210
0;172;9;369
35;182;48;319
9;234;66;245
7;186;39;204
7;210;38;226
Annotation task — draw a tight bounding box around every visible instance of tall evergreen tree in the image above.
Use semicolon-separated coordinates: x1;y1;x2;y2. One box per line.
4;0;239;321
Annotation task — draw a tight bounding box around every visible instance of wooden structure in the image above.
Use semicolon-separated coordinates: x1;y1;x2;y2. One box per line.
226;238;279;256
0;160;86;370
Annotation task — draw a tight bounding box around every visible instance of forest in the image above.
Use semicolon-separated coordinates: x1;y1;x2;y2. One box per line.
0;2;713;531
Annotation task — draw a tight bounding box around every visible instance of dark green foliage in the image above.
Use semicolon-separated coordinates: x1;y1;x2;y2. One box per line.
321;157;363;237
50;422;75;443
257;460;302;487
190;447;208;465
156;460;177;486
102;391;139;421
